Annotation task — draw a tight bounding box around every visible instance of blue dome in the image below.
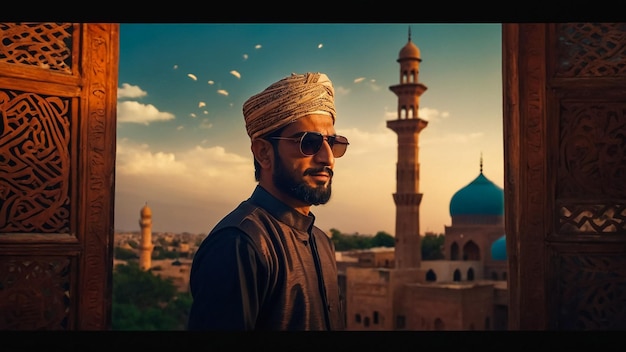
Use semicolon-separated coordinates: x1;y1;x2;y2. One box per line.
449;173;504;216
491;235;507;260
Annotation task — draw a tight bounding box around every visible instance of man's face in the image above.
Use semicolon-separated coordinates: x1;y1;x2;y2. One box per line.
271;114;336;206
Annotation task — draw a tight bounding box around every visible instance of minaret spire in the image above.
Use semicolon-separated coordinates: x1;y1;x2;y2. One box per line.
480;152;484;173
387;31;428;269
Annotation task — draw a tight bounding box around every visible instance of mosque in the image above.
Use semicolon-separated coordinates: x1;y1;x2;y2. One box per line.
337;29;508;331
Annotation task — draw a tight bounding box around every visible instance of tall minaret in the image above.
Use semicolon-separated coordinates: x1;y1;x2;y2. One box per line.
387;27;428;269
138;202;153;271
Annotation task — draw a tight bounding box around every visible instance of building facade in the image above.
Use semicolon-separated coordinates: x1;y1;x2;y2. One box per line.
340;29;508;331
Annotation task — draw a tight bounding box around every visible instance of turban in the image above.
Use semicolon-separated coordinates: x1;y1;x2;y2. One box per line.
243;72;336;140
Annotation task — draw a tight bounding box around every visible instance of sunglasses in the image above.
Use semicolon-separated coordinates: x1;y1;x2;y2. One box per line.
269;131;349;158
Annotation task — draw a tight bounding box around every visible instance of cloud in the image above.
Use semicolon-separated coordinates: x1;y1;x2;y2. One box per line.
117;101;175;125
116;140;252;178
334;86;350;96
187;73;198;81
199;118;213;129
176;125;184;131
217;89;229;96
230;70;241;79
190;113;197;118
117;83;147;99
383;106;449;122
114;139;256;232
351;77;381;91
418;107;450;122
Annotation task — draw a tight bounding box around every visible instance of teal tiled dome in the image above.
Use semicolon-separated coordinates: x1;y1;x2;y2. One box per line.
491;235;507;260
449;172;504;216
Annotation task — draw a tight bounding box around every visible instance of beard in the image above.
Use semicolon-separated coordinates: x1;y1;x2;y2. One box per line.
273;153;332;206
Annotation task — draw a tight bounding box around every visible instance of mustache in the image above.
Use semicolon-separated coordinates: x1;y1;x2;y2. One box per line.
304;166;334;177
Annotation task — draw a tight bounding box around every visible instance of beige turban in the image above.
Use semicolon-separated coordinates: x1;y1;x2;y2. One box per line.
243;72;336;140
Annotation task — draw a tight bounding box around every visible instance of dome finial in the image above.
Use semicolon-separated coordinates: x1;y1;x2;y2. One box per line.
408;26;412;42
480;152;483;174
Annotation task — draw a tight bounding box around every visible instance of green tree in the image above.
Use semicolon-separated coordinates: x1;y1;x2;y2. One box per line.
422;232;445;260
114;246;138;260
370;231;395;248
112;261;190;330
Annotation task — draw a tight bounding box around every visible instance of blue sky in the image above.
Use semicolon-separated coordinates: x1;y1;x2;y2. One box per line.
115;23;503;236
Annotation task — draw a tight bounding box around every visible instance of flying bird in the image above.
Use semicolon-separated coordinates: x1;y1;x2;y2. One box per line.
217;89;229;96
187;73;198;81
230;70;241;79
198;102;206;108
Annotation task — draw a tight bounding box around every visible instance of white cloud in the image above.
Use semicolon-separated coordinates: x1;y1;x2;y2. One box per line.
230;70;241;79
115;140;256;233
217;89;229;96
418;107;450;122
117;83;147;99
117;101;175;125
353;77;365;84
187;73;198;81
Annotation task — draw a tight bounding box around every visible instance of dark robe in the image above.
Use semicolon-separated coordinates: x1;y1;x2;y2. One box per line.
187;185;345;330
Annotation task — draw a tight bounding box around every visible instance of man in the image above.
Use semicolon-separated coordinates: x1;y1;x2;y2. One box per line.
187;72;348;331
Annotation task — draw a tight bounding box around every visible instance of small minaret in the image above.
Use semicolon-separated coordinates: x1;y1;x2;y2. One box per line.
138;202;153;271
387;27;429;269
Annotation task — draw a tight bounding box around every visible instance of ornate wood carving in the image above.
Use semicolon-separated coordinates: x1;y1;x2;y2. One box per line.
0;90;72;233
548;23;626;330
554;250;626;329
0;23;118;330
78;23;118;330
0;23;73;73
0;257;72;330
554;23;626;78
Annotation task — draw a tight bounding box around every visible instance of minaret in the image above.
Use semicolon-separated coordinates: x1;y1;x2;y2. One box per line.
138;202;153;271
387;27;428;269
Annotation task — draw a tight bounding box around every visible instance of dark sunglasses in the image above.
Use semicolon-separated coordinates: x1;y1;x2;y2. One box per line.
269;131;350;158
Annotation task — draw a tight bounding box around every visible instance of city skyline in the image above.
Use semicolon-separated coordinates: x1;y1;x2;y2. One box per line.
115;23;503;236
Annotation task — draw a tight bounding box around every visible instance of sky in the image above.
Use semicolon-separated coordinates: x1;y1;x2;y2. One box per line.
115;23;503;236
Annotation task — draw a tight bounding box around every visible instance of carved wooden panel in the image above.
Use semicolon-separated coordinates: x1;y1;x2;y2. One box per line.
505;23;626;330
0;256;74;329
553;248;626;330
0;23;118;330
0;90;72;233
554;23;626;78
0;23;73;73
548;23;626;330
